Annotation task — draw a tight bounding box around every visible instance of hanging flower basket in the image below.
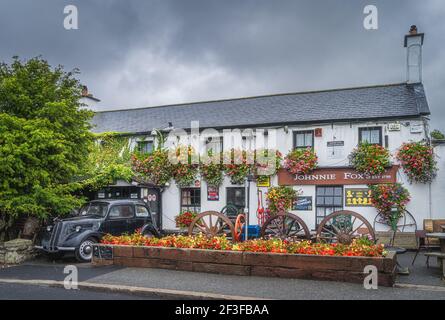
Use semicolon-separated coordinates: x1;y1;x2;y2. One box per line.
254;149;283;177
368;183;411;229
349;142;390;175
283;148;318;175
396;142;437;183
200;150;224;187
171;145;199;187
131;149;173;186
175;211;198;229
265;186;299;215
223;149;255;185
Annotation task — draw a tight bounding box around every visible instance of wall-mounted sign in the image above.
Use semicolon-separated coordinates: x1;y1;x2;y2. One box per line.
130;193;138;199
327;141;345;147
278;166;398;186
257;176;270;187
293;197;313;211
345;188;372;207
410;123;423;134
207;186;219;201
388;123;401;131
327;141;345;160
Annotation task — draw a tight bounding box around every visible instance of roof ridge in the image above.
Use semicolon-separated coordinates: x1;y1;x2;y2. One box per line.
95;82;408;114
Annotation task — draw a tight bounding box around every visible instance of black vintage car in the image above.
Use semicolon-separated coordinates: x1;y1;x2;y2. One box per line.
35;199;160;261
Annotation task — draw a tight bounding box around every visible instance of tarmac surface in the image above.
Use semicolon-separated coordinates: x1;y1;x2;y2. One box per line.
0;251;444;300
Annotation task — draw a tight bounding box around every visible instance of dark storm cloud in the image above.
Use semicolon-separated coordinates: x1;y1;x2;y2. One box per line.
0;0;444;130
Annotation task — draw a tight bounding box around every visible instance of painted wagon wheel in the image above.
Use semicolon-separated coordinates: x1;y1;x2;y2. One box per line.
188;211;235;239
316;210;375;244
373;209;417;233
260;212;310;240
234;214;246;242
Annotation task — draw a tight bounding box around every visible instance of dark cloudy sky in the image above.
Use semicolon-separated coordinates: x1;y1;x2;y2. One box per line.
0;0;444;130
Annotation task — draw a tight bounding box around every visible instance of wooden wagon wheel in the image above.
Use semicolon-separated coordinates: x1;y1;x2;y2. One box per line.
188;211;235;239
260;212;310;240
373;209;417;233
234;214;246;242
316;210;375;244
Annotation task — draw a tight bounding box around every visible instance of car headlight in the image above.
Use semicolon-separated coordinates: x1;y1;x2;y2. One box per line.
75;226;82;232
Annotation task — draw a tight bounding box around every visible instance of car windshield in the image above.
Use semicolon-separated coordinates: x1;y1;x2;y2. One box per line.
78;203;108;217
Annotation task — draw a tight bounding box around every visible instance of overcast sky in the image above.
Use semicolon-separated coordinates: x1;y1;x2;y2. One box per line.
0;0;444;130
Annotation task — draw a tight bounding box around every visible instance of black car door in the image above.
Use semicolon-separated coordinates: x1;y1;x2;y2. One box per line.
102;204;135;236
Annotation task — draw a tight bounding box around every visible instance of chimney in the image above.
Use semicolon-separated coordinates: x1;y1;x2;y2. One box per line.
404;25;424;84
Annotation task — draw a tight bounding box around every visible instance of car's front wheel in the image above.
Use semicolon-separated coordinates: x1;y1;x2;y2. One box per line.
75;237;96;262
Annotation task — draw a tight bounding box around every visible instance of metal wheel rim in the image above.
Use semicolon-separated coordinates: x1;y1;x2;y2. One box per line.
373;209;417;233
79;240;94;260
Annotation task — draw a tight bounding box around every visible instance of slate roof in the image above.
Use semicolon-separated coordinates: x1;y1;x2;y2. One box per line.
91;83;430;134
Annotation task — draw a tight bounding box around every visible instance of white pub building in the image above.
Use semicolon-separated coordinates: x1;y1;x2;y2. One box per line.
88;27;444;237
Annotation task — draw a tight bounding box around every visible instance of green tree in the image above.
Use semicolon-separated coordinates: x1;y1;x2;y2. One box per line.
79;132;134;193
0;57;94;240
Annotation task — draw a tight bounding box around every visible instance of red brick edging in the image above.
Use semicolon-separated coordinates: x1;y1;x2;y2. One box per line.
92;244;397;287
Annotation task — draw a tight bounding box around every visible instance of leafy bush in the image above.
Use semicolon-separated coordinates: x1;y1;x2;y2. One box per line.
431;129;445;140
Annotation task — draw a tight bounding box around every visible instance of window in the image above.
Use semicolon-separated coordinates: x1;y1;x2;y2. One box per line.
226;187;245;211
315;187;343;227
358;127;382;145
135;205;150;218
108;205;135;219
181;188;201;213
137;141;154;154
293;130;314;150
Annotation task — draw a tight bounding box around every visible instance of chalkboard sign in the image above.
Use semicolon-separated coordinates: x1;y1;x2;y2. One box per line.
293;196;313;211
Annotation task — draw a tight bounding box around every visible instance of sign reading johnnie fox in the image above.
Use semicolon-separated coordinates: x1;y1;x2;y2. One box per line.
278;166;398;186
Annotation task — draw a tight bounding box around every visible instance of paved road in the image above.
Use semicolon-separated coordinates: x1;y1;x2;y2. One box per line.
0;282;158;300
1;252;444;300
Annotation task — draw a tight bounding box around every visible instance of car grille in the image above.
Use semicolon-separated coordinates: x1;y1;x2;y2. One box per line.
48;222;63;251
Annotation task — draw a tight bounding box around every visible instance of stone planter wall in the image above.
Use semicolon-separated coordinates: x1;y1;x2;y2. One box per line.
0;239;35;265
92;244;397;287
375;232;417;249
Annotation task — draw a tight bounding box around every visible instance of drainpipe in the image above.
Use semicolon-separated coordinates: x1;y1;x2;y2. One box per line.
422;116;433;219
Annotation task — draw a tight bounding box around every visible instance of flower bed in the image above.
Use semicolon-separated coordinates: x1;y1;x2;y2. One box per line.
93;235;397;286
101;233;387;258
